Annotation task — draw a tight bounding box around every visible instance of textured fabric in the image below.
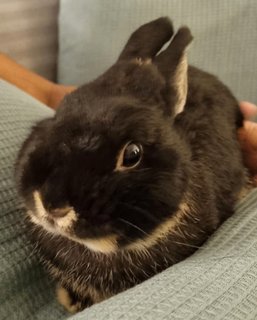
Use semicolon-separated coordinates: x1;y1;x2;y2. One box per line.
0;80;66;320
0;0;59;81
58;0;257;103
1;80;257;319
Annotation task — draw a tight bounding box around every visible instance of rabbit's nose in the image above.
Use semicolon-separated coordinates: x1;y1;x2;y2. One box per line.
49;207;71;218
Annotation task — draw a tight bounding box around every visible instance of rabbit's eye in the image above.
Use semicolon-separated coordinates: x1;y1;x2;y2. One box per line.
123;143;142;167
115;142;142;171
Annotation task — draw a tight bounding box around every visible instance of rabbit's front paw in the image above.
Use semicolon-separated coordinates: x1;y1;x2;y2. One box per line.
56;285;93;313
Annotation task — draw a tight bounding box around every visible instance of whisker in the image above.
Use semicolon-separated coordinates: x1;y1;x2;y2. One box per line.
118;218;149;237
173;241;203;250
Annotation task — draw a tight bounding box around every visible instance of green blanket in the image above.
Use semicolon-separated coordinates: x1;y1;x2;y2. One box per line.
1;80;257;320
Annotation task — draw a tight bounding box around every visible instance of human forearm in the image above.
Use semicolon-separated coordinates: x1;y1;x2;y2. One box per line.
0;53;75;109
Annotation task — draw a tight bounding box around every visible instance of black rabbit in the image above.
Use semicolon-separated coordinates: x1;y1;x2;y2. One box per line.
15;17;246;312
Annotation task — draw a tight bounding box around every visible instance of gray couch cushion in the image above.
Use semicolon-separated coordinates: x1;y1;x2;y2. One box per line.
58;0;257;103
0;80;66;319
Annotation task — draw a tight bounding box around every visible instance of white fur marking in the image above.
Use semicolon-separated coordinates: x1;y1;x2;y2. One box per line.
33;191;48;219
31;191;77;235
55;209;77;230
126;201;191;252
82;236;118;254
30;191;117;254
56;286;79;313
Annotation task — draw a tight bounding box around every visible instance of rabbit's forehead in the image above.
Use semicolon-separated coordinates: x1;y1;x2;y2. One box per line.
54;100;166;150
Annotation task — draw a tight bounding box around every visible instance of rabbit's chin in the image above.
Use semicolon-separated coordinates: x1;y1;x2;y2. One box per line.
29;212;119;254
27;191;119;254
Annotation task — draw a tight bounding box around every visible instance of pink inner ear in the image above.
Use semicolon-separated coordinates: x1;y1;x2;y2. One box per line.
173;53;188;116
154;26;192;80
175;103;185;116
153;26;192;117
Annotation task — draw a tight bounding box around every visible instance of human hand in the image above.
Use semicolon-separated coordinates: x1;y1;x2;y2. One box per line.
49;84;76;109
238;102;257;179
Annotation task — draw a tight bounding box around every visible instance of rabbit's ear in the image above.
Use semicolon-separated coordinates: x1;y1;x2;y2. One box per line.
155;27;193;116
118;17;173;61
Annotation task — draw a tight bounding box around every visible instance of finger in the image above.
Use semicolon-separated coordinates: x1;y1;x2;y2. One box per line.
238;121;257;150
243;121;257;148
238;121;257;175
50;85;77;109
239;101;257;120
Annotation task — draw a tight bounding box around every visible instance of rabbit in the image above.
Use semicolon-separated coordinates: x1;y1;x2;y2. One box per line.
15;17;246;313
